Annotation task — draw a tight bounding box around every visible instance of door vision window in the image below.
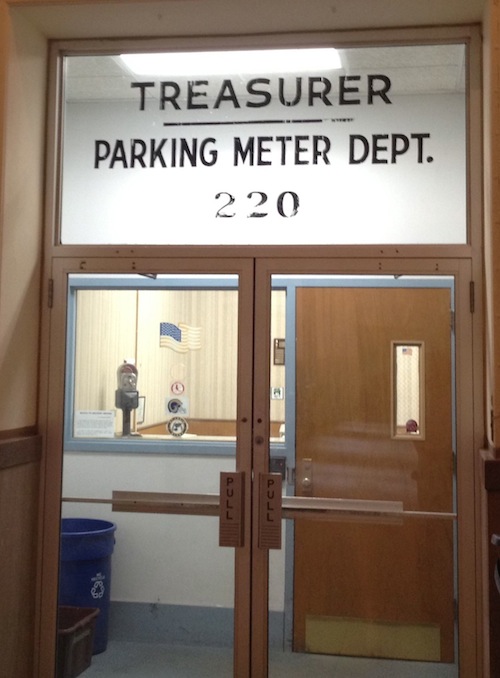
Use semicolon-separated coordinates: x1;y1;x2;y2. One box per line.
392;341;425;439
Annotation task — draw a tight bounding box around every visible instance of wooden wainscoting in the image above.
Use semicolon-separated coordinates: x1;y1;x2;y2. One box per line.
0;434;42;678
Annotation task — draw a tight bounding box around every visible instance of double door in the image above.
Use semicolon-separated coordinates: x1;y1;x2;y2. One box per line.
38;256;476;677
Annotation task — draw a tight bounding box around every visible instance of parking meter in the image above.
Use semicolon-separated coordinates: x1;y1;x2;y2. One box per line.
115;361;139;437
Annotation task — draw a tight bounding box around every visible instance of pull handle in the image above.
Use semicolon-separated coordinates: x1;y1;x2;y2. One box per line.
219;472;244;548
259;473;282;550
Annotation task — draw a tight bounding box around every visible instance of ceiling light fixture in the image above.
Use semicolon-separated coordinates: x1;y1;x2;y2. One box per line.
120;48;342;77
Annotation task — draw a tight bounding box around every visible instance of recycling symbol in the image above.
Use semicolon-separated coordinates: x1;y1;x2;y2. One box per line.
91;579;105;599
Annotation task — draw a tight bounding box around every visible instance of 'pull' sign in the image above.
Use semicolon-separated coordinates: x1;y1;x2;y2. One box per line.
259;473;282;550
219;472;244;548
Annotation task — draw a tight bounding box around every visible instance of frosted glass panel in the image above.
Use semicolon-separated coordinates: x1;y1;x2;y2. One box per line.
59;44;467;245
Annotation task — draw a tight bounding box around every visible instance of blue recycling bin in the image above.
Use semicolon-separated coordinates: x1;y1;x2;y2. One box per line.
59;518;117;654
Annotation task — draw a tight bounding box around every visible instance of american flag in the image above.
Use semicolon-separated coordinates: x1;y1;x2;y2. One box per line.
160;322;201;352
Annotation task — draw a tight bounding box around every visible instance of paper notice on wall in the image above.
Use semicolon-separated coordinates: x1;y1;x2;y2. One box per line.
74;410;115;437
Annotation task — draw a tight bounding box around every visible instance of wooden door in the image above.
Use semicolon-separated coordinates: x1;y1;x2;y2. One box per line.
293;286;454;662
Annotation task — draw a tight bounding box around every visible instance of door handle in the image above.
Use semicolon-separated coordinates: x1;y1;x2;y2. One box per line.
297;457;313;495
218;471;283;549
258;473;282;550
219;472;245;548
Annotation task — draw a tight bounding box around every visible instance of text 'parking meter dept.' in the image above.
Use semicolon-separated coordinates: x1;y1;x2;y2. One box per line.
115;361;139;437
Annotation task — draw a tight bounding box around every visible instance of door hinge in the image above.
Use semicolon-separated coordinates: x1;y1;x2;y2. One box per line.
450;310;455;333
48;279;54;308
470;281;475;313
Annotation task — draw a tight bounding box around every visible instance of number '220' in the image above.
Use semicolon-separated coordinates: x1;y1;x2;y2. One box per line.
215;191;300;218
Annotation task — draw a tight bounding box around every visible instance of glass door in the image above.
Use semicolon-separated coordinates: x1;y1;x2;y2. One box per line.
40;257;475;677
41;258;255;678
254;264;464;678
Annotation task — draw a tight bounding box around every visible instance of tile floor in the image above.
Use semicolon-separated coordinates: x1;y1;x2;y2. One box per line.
85;641;458;677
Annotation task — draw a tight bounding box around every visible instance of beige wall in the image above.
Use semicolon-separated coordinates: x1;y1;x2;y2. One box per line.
481;3;500;676
0;7;46;432
485;1;500;449
0;9;46;677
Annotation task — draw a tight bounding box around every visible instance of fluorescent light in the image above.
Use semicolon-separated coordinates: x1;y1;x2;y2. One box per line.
120;48;342;76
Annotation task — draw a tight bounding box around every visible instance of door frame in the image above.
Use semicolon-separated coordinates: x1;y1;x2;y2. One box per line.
33;19;484;678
